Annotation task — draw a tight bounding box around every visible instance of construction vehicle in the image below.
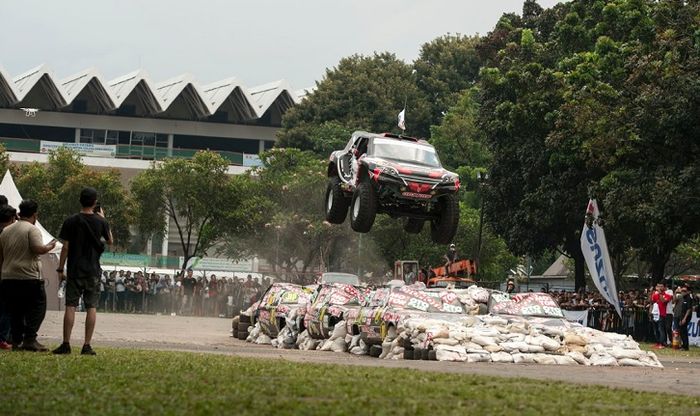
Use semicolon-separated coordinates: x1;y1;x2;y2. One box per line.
394;259;477;288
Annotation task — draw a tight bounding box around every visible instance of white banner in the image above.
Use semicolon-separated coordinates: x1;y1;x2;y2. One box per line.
243;154;263;167
181;256;253;272
688;312;700;346
563;309;589;326
581;199;622;317
40;141;116;158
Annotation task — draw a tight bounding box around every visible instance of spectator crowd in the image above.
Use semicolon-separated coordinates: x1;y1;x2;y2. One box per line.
95;269;269;318
544;282;697;351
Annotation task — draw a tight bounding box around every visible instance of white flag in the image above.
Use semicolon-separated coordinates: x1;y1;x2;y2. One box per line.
397;109;406;131
580;199;622;318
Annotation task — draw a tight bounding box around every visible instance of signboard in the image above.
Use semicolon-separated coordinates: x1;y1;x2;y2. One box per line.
243;153;263;167
181;256;253;272
40;140;116;158
100;252;149;268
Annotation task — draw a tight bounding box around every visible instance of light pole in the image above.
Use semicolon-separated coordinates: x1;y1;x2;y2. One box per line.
475;171;489;273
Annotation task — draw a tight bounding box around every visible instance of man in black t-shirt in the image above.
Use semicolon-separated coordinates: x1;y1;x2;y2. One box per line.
53;187;112;356
180;269;196;315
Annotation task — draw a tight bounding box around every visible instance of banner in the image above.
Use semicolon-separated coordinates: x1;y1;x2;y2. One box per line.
40;140;116;158
488;292;564;318
688;313;700;347
100;252;149;268
581;199;622;317
562;309;589;326
181;256;253;272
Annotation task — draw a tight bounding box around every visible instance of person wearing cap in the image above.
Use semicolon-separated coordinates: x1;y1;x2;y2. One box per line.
53;187;112;356
444;244;457;271
506;279;516;294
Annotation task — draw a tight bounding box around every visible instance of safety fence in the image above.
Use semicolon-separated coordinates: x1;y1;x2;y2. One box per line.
567;307;657;343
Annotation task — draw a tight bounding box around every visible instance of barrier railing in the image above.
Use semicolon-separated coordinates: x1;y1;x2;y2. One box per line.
568;307;657;343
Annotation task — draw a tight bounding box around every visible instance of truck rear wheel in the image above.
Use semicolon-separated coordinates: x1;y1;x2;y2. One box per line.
430;194;459;244
325;176;350;224
350;180;377;233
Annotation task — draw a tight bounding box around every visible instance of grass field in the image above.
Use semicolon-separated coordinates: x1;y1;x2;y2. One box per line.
0;348;697;416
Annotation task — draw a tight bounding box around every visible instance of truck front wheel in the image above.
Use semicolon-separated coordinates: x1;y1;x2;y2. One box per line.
350;180;377;233
325;176;350;224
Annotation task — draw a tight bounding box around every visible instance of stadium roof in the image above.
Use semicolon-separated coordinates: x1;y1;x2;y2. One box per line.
0;64;305;123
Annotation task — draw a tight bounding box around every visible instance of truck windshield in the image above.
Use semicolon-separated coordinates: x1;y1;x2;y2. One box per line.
372;139;440;167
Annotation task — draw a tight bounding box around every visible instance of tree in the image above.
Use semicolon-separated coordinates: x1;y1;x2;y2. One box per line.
14;147;133;248
278;52;431;152
414;34;482;126
131;151;240;271
428;88;490;172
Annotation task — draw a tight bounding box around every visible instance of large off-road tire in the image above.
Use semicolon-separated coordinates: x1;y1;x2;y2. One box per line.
430;194;460;244
239;315;251;324
238;323;250;334
325;176;350;224
237;331;248;340
369;344;382;358
350;180;377;233
403;218;424;234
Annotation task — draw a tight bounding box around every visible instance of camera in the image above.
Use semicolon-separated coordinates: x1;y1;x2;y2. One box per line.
93;202;101;214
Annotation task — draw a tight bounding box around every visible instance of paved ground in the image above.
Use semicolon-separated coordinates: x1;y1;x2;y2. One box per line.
38;311;700;396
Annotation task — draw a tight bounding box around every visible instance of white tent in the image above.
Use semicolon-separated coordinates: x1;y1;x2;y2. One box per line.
0;170;62;309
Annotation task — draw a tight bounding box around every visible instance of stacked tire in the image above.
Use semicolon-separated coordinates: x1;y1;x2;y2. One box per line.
237;315;251;340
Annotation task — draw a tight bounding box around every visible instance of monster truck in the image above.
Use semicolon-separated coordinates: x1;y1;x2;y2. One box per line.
325;131;460;244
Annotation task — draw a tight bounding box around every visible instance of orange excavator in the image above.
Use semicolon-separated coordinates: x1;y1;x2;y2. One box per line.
394;259;477;288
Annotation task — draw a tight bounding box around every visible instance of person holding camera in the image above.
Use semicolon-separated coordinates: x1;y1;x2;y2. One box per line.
53;188;112;355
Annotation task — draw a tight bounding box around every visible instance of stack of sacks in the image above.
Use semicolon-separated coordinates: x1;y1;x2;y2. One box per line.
347;334;368;355
391;315;662;367
246;322;272;345
318;321;349;353
452;287;491;315
295;330;321;350
271;309;302;349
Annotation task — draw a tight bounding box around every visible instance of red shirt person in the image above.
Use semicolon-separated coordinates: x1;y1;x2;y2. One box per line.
649;283;672;348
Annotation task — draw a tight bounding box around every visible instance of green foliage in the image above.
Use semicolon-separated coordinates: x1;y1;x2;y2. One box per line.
306;121;354;158
429;88;490;172
131;151;239;269
14;148;133;248
278;52;431;151
0;144;9;175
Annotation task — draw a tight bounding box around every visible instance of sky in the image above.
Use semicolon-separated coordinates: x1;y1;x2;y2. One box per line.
1;0;563;90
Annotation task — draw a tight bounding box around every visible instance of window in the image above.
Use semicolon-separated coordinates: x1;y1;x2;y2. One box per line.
80;129;123;145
